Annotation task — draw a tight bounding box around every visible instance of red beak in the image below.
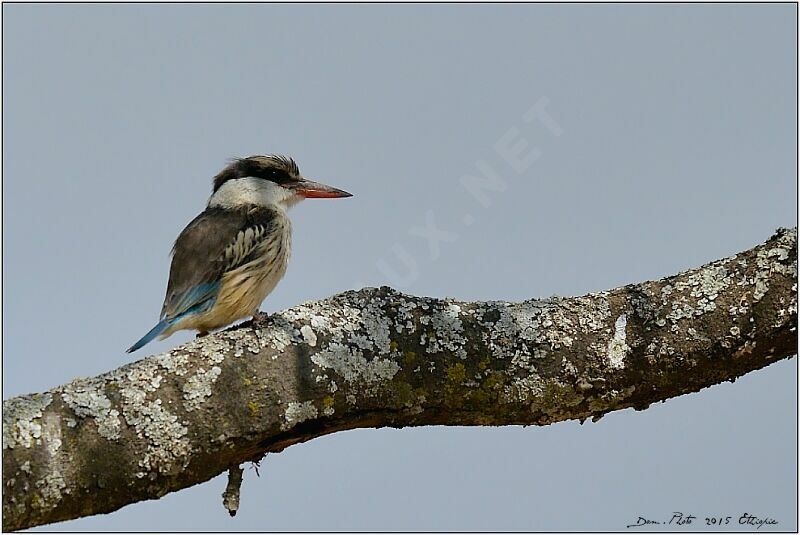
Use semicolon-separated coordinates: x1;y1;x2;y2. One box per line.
290;179;352;199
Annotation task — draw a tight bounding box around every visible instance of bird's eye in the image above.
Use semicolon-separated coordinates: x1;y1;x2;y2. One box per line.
267;168;290;183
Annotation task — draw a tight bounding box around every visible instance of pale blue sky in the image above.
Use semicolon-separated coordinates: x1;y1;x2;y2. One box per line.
3;3;797;531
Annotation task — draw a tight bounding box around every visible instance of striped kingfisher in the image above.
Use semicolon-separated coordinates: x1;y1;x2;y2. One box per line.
127;155;351;353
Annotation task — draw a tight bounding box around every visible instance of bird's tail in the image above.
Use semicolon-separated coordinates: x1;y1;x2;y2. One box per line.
127;318;172;353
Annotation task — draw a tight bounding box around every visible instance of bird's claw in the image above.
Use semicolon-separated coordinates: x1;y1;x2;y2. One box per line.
252;311;271;325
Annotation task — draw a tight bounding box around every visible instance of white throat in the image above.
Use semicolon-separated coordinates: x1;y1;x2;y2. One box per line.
208;177;303;211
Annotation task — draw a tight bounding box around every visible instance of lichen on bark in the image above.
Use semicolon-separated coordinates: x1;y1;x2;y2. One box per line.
3;227;797;531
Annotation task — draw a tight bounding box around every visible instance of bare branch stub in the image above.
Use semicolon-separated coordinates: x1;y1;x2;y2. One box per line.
222;466;244;517
2;227;797;531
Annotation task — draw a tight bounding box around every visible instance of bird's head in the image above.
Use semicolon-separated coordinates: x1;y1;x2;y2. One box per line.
209;155;352;210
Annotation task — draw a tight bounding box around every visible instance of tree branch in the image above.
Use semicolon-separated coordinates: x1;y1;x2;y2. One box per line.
3;228;797;531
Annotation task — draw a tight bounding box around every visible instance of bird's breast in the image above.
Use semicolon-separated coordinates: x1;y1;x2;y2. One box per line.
185;216;292;332
221;216;292;311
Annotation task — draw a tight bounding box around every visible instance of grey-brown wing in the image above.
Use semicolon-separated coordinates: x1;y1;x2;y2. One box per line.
160;206;278;321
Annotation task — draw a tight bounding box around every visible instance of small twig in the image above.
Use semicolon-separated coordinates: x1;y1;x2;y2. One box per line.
250;459;262;477
221;466;244;517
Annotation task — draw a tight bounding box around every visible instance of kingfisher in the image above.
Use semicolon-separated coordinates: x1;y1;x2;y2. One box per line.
127;155;351;353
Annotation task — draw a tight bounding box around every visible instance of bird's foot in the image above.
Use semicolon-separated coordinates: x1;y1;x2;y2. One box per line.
226;312;269;332
252;311;272;326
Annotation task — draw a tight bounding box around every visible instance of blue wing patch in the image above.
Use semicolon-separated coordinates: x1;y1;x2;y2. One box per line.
164;281;221;321
127;282;221;353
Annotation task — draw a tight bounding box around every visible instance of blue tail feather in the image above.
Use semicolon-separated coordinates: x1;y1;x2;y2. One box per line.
127;318;173;353
127;288;218;353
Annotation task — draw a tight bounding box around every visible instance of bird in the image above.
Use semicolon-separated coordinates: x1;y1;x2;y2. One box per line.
127;155;352;353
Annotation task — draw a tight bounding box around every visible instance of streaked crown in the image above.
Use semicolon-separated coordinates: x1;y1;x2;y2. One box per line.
213;155;301;192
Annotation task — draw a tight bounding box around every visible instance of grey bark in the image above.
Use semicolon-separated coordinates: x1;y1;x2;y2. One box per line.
221;466;243;517
3;227;797;531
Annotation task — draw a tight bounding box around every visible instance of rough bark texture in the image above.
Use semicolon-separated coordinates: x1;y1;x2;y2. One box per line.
3;228;797;531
